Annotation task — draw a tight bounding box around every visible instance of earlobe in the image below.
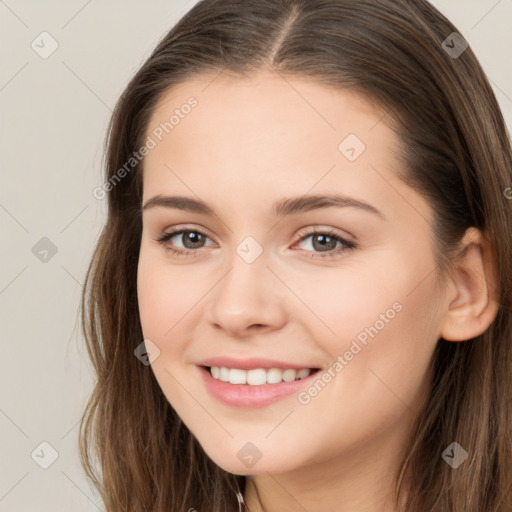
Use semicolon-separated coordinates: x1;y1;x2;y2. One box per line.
439;227;500;342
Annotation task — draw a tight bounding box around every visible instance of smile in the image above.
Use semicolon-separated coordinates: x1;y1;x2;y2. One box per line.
209;366;313;385
198;365;321;408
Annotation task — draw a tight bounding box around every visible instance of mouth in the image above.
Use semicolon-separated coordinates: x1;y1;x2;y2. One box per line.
202;365;321;386
197;365;322;408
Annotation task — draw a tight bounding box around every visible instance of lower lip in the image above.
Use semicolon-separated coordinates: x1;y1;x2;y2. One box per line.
198;365;319;408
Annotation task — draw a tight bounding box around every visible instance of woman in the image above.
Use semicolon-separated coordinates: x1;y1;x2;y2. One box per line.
80;0;512;510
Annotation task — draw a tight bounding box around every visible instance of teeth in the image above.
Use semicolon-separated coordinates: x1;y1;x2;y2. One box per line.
209;366;312;385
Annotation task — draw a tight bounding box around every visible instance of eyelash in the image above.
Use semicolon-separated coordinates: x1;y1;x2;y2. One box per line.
155;227;357;259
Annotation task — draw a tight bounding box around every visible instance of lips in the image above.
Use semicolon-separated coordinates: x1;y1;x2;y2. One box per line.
197;364;321;408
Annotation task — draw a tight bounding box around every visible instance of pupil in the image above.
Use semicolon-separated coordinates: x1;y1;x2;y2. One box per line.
314;234;335;251
185;231;203;248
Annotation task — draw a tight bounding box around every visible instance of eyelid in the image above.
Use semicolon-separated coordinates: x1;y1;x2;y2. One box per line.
295;225;355;243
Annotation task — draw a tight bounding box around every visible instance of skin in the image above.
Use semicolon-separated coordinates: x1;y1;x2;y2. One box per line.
136;70;498;512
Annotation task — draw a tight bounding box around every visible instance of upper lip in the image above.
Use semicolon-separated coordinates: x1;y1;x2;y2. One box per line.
197;356;319;370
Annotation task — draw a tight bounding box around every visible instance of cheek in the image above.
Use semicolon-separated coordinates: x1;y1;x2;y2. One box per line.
285;257;404;347
320;270;440;419
136;254;198;404
303;251;440;402
137;262;168;338
137;248;200;341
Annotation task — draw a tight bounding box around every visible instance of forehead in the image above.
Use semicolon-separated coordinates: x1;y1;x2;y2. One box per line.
144;71;397;170
145;70;390;146
139;70;419;224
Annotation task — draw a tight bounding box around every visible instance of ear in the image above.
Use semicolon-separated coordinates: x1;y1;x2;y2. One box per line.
439;227;500;342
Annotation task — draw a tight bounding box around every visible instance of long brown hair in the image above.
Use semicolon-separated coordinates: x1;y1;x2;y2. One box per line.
79;0;512;510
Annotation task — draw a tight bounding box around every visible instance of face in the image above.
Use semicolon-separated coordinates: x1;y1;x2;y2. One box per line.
137;70;446;478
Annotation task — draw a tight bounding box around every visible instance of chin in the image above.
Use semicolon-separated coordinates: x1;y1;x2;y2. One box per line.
201;445;294;476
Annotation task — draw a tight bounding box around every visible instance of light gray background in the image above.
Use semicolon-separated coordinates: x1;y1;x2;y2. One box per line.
0;1;511;510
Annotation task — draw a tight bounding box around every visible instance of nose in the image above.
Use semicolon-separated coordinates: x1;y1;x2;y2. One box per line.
207;249;288;338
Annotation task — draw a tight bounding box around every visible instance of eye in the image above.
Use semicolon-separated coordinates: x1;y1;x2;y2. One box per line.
292;228;356;259
155;227;214;257
155;226;356;259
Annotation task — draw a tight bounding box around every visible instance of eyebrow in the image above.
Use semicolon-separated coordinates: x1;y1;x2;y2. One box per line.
142;193;385;219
